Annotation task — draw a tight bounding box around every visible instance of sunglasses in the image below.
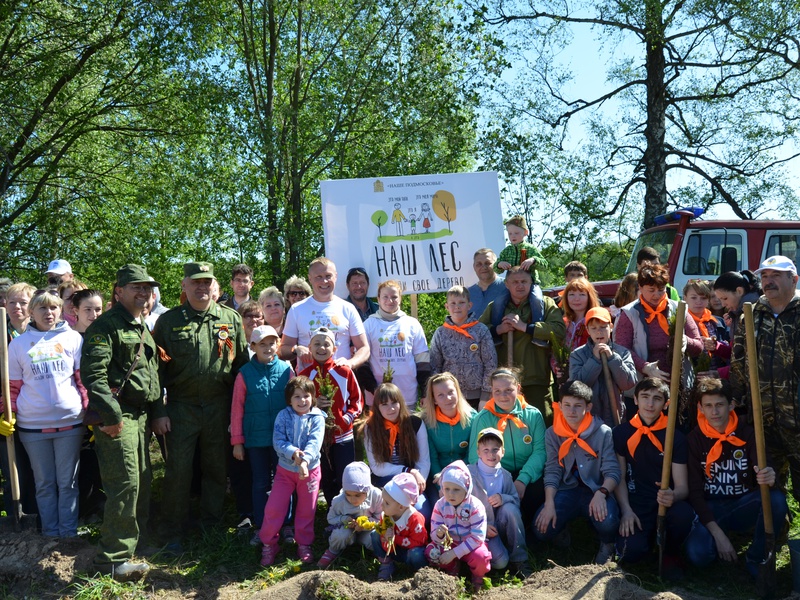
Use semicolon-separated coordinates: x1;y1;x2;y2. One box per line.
347;267;368;278
288;290;308;297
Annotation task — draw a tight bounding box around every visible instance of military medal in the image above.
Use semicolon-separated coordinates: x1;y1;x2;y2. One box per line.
217;325;234;359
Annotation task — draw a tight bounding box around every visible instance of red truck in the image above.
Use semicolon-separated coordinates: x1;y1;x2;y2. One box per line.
550;208;800;304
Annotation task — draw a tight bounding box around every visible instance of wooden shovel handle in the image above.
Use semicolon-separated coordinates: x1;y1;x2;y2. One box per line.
743;303;773;535
601;354;621;426
658;300;685;517
0;308;21;508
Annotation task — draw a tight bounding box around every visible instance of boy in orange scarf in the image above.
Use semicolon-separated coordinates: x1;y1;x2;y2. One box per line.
533;380;620;564
685;378;788;577
613;378;694;574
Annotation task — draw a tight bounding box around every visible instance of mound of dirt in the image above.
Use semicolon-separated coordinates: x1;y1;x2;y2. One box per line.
499;562;698;599
249;562;717;600
250;567;461;600
0;531;95;595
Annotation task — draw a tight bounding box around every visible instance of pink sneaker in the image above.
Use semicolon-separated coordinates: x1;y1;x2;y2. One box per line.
297;545;314;564
317;549;338;568
260;544;278;566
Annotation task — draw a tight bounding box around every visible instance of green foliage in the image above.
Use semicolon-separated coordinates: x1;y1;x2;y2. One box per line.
403;291;448;341
475;0;800;234
0;0;491;296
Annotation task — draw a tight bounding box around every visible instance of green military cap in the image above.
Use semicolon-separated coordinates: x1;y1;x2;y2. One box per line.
117;264;160;288
184;261;215;279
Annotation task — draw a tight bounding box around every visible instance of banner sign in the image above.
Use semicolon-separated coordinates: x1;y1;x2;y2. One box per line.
321;171;504;296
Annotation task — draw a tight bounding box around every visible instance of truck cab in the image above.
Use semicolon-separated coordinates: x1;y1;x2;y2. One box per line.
573;209;800;304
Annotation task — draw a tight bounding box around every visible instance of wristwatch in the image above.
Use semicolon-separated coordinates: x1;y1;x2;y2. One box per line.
597;486;610;497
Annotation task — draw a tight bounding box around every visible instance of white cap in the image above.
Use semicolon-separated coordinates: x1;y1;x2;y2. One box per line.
46;259;72;275
250;325;280;344
754;255;797;276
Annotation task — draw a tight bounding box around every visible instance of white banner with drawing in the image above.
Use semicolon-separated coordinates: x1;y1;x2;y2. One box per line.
321;171;504;296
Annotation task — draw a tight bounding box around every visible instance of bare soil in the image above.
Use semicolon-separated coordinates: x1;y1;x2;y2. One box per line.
1;533;798;600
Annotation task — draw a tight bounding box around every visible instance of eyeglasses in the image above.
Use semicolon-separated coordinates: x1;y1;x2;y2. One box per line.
288;290;307;297
233;278;252;284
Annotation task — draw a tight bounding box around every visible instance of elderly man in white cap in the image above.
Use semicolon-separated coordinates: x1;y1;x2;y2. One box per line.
45;259;74;286
730;255;800;504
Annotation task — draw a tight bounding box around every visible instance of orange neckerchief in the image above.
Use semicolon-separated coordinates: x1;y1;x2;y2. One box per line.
484;397;528;432
689;308;715;339
553;407;597;466
626;413;668;458
384;420;401;451
697;410;746;478
442;320;480;339
641;295;670;336
435;407;461;426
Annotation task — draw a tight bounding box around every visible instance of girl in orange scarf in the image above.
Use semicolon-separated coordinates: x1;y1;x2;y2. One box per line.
360;383;432;522
683;280;729;376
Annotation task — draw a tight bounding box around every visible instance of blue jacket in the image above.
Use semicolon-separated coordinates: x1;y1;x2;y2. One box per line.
273;406;326;472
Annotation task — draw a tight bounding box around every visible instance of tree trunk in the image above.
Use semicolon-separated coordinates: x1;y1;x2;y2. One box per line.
642;0;668;229
287;1;303;275
265;0;281;283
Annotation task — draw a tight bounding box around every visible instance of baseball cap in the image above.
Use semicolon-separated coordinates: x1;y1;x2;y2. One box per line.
46;259;72;275
476;427;504;447
585;306;612;324
754;255;797;276
310;326;336;345
250;325;280;344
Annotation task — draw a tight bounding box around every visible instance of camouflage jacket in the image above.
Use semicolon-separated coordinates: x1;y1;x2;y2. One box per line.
730;295;800;429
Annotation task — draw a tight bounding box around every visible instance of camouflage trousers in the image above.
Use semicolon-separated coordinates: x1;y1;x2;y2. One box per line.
93;407;151;565
766;421;800;505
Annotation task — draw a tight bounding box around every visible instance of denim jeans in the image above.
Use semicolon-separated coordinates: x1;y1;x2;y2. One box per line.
684;489;788;567
616;499;694;563
20;428;83;537
370;530;427;568
534;485;620;544
491;501;529;567
248;445;279;528
321;440;355;507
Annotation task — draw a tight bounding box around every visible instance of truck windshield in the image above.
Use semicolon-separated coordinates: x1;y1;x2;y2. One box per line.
626;229;677;273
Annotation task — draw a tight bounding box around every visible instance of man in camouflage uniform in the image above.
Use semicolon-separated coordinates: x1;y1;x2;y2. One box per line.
82;265;162;580
730;255;800;503
151;262;248;550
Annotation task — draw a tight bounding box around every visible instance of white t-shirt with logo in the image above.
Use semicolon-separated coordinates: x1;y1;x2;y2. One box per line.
283;295;366;370
363;314;428;406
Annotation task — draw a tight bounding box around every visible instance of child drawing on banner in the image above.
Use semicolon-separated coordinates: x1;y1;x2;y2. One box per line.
392;203;407;236
409;214;417;235
420;203;433;232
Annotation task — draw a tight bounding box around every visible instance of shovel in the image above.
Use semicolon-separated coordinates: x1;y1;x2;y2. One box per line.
743;302;776;599
600;354;621;426
0;307;38;531
657;300;685;577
